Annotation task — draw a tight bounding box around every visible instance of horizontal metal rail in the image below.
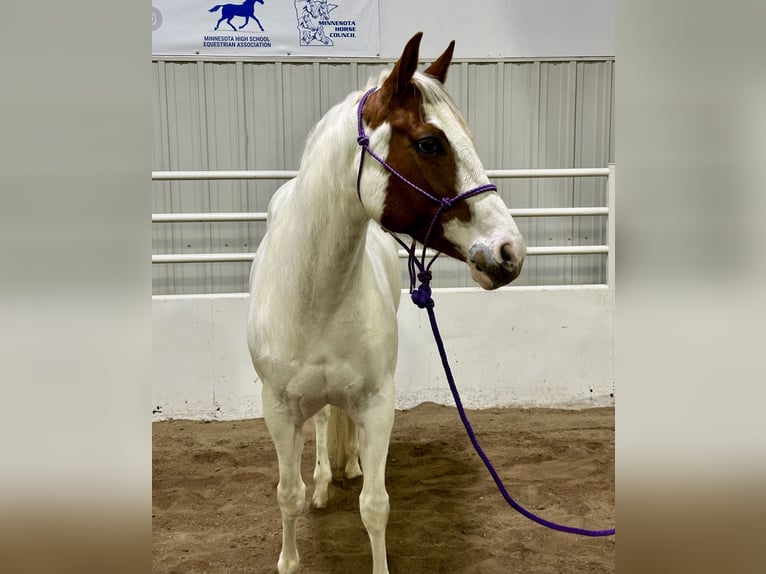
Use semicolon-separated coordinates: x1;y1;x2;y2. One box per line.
151;167;609;181
151;168;612;268
524;246;608;256
152;245;608;264
151;206;609;223
151;170;299;181
152;212;268;223
511;207;609;217
485;168;609;178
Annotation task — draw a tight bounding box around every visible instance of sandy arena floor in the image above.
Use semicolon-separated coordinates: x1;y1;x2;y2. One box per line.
153;402;614;573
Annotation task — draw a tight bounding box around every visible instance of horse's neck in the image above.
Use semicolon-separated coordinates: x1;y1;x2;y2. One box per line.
289;177;369;307
266;102;370;314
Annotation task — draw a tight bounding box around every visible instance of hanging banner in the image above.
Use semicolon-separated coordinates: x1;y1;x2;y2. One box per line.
152;0;380;57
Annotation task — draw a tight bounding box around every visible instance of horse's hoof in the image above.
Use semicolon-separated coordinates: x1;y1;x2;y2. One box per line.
277;556;300;574
345;462;363;480
311;491;329;509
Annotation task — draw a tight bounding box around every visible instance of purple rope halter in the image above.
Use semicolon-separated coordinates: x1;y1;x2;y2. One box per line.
356;87;615;538
356;87;496;306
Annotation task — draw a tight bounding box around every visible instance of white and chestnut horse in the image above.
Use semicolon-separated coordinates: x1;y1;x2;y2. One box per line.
247;32;526;574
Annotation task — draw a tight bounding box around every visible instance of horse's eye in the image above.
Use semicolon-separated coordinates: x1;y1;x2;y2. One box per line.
416;137;440;155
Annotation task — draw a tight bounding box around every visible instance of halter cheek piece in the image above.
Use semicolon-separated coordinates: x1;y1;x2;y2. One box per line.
355;87;496;308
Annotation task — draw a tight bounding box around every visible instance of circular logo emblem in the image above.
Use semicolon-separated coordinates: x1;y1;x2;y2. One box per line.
152;7;163;31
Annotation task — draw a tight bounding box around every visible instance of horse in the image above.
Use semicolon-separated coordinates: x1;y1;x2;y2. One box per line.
209;0;264;32
247;32;526;574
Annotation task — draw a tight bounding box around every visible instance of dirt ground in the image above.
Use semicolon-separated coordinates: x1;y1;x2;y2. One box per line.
153;403;614;573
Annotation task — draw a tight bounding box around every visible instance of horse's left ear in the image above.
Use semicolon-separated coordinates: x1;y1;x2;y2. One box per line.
424;41;455;84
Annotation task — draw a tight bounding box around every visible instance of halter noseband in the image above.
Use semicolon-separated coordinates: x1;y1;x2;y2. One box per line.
355;87;496;307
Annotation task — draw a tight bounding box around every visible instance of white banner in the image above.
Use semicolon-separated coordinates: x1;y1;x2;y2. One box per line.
152;0;380;57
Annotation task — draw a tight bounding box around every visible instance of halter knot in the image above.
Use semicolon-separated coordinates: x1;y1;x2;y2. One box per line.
357;134;369;147
411;283;434;309
440;197;454;209
410;270;434;308
417;270;432;284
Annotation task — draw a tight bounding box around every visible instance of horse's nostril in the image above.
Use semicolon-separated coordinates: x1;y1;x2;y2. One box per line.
500;243;514;263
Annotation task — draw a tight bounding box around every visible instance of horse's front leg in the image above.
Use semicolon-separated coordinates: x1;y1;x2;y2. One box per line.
355;388;395;574
344;416;363;479
263;386;306;574
252;16;265;32
311;405;332;508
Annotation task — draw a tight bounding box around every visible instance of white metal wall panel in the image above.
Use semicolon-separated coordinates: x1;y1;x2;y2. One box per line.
153;62;213;294
242;62;283;275
152;59;614;295
152;61;173;293
500;61;541;286
573;60;613;285
205;62;246;293
536;62;577;286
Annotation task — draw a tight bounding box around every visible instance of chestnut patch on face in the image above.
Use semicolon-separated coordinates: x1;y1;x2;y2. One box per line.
363;85;471;259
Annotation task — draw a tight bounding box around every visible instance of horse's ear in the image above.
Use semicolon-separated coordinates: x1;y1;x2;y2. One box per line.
383;32;423;96
424;41;455;84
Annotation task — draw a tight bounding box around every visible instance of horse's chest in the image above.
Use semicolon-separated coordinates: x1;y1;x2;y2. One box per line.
263;307;396;411
270;348;385;419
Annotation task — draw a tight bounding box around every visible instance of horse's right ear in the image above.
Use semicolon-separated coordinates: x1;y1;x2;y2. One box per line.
382;32;423;97
424;40;455;84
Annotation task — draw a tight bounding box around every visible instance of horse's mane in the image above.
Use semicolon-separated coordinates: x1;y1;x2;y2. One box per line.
295;90;359;191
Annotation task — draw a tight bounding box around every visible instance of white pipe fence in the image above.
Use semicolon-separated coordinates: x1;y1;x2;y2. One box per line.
152;245;610;265
151;168;609;181
151;206;609;224
152;167;615;277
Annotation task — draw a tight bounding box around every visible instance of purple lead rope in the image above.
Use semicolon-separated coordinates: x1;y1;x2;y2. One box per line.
425;301;616;537
357;87;615;537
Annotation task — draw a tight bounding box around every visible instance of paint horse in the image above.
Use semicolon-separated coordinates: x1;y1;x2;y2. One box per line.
247;32;526;574
209;0;264;32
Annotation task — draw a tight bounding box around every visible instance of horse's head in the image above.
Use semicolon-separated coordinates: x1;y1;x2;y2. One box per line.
358;33;526;289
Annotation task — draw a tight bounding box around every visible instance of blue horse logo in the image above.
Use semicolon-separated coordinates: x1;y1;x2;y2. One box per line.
209;0;265;32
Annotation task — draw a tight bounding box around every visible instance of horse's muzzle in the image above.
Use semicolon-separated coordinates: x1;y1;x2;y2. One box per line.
468;242;525;289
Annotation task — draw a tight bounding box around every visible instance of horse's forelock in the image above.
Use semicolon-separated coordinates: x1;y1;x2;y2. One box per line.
411;72;472;137
364;70;470;136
